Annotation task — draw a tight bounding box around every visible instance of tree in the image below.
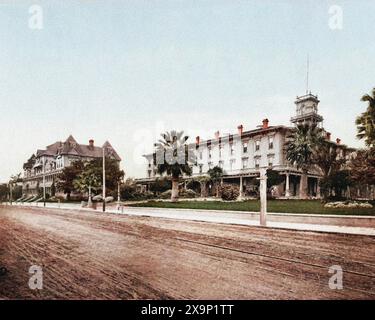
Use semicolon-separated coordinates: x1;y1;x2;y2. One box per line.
319;170;352;200
207;166;224;197
120;178;137;200
73;162;101;204
154;130;196;202
0;184;9;202
285;124;324;199
196;175;211;197
56;160;85;200
356;88;375;148
82;157;125;197
313;141;347;199
8;173;23;202
349;148;375;186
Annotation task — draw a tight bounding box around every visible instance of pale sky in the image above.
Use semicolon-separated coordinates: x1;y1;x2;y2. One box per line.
0;0;374;182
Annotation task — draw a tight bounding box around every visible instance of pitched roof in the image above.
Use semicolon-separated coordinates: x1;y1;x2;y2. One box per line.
34;135;121;161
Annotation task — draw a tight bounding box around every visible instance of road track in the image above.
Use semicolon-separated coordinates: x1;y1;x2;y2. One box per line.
0;205;374;299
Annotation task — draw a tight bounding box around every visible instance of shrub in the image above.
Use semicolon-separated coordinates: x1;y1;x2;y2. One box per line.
159;189;197;199
180;189;197;198
159;190;172;199
220;184;240;201
149;178;171;194
324;201;373;209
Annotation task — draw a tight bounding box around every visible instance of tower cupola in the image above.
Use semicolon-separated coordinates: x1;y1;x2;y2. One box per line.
291;93;323;126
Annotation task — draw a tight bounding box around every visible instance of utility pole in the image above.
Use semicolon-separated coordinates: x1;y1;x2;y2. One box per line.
9;182;13;205
117;180;121;211
88;183;92;208
43;158;46;207
259;168;267;227
102;147;106;212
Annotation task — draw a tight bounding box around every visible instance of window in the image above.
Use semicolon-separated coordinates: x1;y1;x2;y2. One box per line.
255;140;260;151
268;136;274;149
208;148;212;159
255;158;260;169
230;143;235;156
219;145;222;158
147;170;151;178
199;164;203;174
219;160;224;168
242;158;248;169
243;142;248;153
229;159;236;171
208;162;213;170
199;151;203;160
268;157;274;167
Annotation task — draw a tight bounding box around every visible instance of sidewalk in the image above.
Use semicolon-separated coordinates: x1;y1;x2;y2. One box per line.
3;202;375;236
117;206;375;236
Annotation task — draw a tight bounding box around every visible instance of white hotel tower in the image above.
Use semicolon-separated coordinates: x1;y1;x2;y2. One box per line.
139;93;353;199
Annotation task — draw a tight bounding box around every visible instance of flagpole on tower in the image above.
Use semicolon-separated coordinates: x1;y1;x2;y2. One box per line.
306;54;310;94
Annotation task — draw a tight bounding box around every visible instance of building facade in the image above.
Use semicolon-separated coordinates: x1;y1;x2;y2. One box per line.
22;135;121;197
139;93;354;198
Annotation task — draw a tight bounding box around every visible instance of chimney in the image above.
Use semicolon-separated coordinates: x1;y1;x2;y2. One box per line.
195;136;200;145
326;132;331;141
214;131;220;139
262;118;269;129
89;139;94;148
336;138;341;144
237;125;243;135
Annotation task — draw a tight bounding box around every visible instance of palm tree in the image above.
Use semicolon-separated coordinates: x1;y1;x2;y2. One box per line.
154;130;196;202
356;88;375;148
285;124;323;199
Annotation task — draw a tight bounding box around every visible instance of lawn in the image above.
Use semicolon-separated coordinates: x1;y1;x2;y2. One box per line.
128;199;375;216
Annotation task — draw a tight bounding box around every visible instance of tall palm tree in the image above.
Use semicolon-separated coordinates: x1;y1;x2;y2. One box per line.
154;130;196;202
356;88;375;148
285;124;323;199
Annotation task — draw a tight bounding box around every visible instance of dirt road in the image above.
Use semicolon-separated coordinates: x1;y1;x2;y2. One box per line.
0;205;374;299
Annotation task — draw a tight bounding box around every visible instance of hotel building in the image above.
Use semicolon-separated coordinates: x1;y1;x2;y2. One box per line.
139;93;354;198
22;135;121;197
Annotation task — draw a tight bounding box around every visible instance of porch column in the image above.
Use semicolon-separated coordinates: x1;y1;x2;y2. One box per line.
317;178;321;198
239;176;243;199
285;173;290;198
